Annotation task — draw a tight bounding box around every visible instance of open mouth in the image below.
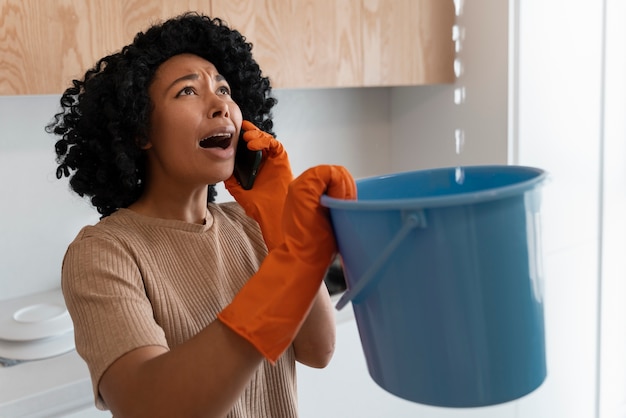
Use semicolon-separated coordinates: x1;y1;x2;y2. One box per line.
199;133;232;149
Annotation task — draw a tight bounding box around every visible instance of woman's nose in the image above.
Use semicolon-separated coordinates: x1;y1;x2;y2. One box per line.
207;95;229;119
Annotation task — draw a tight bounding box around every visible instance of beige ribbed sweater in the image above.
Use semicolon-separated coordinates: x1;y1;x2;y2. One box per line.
61;202;298;417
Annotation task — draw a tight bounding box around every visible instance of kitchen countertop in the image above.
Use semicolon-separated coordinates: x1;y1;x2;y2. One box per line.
0;350;94;418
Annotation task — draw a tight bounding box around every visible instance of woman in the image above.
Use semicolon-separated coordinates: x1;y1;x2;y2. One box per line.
47;12;355;417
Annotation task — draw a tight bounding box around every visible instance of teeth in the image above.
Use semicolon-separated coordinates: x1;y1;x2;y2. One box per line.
201;133;231;141
200;133;232;149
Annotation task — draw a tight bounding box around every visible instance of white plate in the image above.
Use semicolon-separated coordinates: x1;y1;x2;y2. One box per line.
0;289;73;341
0;330;75;361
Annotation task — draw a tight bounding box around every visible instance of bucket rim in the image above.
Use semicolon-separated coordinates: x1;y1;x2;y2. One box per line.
321;165;547;210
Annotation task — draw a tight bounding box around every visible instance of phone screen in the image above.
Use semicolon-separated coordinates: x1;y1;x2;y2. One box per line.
233;134;263;190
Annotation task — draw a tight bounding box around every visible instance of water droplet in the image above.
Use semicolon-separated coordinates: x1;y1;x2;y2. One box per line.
452;25;461;41
455;129;465;154
453;0;465;16
454;59;464;78
454;87;466;105
452;25;465;52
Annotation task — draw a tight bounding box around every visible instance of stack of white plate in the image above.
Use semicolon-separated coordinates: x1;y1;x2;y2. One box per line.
0;289;75;364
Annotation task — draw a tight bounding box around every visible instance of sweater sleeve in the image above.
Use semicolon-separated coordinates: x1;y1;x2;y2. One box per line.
61;226;168;410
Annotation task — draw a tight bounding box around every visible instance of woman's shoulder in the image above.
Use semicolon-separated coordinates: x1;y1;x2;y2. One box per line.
67;208;166;253
72;209;139;239
211;201;256;227
214;201;246;218
211;201;265;245
69;203;262;251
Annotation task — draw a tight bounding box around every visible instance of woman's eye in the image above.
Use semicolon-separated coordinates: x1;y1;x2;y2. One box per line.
177;86;196;97
217;86;231;95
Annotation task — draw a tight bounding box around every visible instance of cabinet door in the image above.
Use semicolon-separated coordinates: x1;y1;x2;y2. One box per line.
1;0;119;95
211;0;362;88
213;0;454;88
361;0;455;86
0;0;213;95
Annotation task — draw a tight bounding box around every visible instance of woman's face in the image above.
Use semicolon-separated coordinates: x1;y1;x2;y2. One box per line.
144;53;243;190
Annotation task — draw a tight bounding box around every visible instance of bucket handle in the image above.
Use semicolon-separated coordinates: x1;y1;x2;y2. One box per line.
335;211;424;310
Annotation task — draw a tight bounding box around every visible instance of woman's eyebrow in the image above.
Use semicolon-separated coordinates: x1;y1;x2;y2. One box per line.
166;73;227;92
166;73;199;91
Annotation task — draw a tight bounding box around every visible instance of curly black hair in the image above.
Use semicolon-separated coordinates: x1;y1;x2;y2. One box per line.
46;12;277;218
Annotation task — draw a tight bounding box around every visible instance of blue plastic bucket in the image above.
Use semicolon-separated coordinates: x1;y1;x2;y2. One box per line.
321;165;547;408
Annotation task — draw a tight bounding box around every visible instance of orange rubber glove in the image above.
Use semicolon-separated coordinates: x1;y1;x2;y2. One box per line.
218;165;357;362
225;120;292;251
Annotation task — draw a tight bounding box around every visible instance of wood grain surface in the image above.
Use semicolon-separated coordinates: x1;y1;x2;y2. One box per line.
213;0;362;88
0;0;454;95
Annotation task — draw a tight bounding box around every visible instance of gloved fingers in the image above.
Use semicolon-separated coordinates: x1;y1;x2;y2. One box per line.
241;120;258;133
291;165;357;201
241;120;284;158
326;165;357;200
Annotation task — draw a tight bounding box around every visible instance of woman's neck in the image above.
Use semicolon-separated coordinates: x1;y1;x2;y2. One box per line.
128;187;210;225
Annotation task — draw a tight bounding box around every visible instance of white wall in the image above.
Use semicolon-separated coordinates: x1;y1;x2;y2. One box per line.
514;1;604;416
598;1;626;416
0;95;99;301
272;87;392;179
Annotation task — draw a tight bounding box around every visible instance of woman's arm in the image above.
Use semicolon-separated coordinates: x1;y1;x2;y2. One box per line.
99;284;336;417
99;320;264;418
292;283;336;368
99;279;336;418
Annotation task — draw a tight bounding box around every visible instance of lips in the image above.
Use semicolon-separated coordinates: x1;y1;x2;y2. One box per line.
199;132;233;149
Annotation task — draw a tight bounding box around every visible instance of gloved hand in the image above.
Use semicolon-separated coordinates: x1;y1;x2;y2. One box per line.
225;121;292;251
218;165;357;362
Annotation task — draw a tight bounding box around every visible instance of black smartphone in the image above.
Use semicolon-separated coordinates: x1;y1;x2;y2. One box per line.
233;132;263;190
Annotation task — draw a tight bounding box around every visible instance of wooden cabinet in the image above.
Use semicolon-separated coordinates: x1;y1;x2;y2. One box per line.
0;0;214;95
211;0;364;88
0;0;454;95
361;0;455;86
212;0;455;88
